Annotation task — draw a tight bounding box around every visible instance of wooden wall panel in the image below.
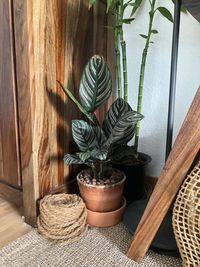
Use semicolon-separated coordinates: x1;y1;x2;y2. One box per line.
0;0;21;187
12;0;115;225
12;0;37;224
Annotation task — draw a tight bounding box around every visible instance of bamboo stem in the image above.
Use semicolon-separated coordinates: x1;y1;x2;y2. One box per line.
135;0;156;151
119;0;128;102
115;6;122;98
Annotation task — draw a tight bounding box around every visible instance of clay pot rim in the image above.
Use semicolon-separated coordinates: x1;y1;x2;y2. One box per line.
77;168;126;189
87;196;126;215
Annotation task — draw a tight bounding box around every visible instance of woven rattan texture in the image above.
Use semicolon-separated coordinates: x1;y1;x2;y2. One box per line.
0;223;182;267
173;159;200;266
37;194;87;243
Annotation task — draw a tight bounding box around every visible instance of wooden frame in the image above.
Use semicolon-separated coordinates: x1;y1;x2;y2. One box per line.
9;0;115;226
127;87;200;262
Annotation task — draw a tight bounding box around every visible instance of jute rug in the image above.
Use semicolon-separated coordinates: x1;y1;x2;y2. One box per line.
0;223;182;267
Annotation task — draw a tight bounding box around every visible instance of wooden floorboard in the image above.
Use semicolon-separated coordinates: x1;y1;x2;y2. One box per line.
0;185;31;249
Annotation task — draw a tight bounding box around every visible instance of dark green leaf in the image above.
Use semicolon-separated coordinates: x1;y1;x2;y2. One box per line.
63;154;84;165
157;7;173;23
123;18;135;24
72;120;97;152
77;151;91;162
151;29;158;34
90;148;108;160
79;55;112;113
103;98;143;145
140;34;148;39
72;120;107;152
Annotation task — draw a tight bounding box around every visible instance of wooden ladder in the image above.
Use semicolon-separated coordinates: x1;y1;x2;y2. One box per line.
127;87;200;262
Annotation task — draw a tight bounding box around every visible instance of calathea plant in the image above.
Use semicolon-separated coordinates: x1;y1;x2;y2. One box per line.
57;55;143;181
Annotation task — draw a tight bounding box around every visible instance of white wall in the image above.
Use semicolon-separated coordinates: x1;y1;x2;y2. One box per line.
124;1;200;177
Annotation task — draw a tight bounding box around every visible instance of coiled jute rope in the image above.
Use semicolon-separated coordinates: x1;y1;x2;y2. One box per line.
173;159;200;267
37;194;88;244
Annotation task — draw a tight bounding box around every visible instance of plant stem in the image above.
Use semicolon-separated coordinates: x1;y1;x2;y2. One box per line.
91;162;97;179
135;0;156;151
119;0;128;102
57;80;94;123
115;4;122;98
99;160;104;179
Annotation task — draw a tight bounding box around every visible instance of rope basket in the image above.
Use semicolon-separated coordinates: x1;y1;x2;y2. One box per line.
37;194;88;244
173;159;200;267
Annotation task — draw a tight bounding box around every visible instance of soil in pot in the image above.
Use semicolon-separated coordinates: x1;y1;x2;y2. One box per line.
113;153;151;203
77;168;126;213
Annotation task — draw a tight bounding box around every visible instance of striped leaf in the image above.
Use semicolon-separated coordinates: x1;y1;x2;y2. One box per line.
79;55;112;113
72;120;107;152
63;154;84;165
103;98;143;145
77;151;91;162
90;148;108;161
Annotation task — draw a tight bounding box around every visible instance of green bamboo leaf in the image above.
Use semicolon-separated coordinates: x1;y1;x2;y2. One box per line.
88;0;97;8
130;0;143;16
103;98;143;145
123;18;135;24
151;29;158;34
79;55;112;113
63;154;84;165
140;34;148;39
157;7;173;23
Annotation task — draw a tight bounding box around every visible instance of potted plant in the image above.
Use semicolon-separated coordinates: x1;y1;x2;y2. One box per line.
58;55;143;227
89;0;174;202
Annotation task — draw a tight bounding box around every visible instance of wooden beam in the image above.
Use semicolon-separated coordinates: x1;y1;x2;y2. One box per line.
127;87;200;262
182;0;200;23
12;0;114;226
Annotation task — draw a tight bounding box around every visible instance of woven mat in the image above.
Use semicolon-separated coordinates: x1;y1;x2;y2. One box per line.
0;223;182;267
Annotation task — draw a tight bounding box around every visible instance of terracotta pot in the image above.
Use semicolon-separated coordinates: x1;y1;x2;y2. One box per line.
87;197;126;227
77;169;126;212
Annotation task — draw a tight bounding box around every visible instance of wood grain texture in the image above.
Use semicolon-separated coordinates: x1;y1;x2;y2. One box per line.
12;0;38;226
127;87;200;262
182;0;200;22
11;0;114;225
0;185;31;248
0;183;23;210
0;0;21;187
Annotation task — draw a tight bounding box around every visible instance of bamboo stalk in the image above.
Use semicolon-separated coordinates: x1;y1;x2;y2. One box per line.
135;0;156;151
119;0;128;102
115;6;122;98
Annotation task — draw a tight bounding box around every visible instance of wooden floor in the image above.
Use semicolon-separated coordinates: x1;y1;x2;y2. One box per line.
0;184;31;249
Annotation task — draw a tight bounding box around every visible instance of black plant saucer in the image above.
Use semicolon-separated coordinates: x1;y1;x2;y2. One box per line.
123;199;180;257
